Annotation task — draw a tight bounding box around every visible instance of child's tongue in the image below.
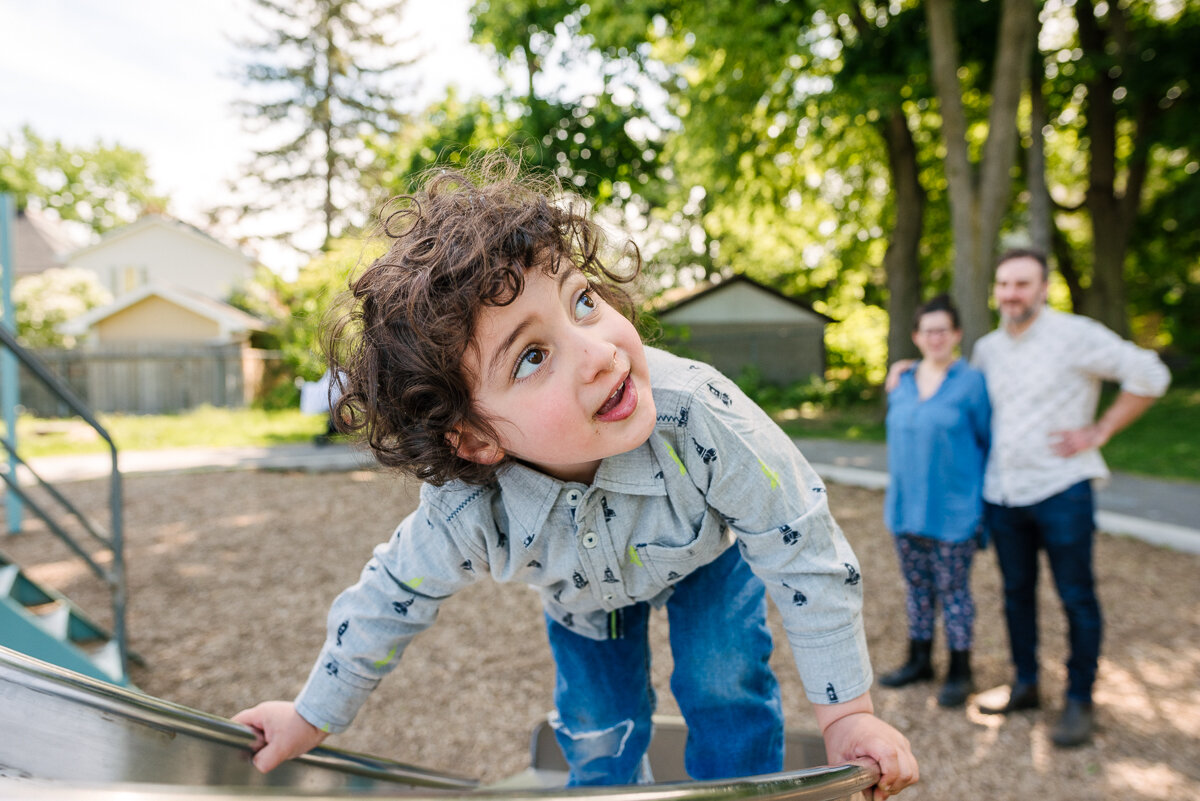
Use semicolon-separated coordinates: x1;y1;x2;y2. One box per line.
597;380;625;416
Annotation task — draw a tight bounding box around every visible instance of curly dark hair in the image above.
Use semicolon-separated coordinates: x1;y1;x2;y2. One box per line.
323;154;643;486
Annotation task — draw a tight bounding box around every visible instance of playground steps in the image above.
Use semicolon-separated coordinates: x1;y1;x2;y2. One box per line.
0;555;130;685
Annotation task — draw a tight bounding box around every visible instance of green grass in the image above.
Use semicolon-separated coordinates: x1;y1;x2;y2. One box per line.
1097;385;1200;482
9;406;326;459
765;385;1199;483
773;403;886;442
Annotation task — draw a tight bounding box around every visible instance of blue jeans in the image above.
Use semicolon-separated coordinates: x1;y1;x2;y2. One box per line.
984;480;1101;703
545;544;784;785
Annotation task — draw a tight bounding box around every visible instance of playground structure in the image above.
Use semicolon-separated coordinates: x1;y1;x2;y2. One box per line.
2;206;132;687
0;645;879;800
0;321;131;686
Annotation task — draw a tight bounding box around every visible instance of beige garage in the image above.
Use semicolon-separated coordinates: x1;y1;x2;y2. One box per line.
654;275;832;386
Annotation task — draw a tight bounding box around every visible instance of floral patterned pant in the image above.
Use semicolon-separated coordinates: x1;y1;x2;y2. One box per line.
894;533;978;651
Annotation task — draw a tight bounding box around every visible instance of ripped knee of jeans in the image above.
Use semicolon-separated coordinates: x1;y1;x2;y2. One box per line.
550;711;634;757
549;712;653;783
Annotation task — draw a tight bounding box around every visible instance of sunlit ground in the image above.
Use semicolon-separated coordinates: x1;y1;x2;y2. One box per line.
3;470;1197;797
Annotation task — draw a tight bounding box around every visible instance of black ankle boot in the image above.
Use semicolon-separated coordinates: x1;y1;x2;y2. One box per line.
879;639;934;687
937;649;973;707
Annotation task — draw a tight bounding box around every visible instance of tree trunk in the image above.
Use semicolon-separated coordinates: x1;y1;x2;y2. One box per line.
320;21;337;250
1053;227;1083;312
1026;22;1052;256
1075;0;1152;337
925;0;1036;353
881;109;924;363
925;0;979;342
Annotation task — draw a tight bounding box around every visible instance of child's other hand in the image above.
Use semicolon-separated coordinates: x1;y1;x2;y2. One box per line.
817;700;918;800
233;701;328;773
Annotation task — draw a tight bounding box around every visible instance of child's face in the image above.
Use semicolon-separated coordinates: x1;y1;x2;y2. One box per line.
460;265;656;484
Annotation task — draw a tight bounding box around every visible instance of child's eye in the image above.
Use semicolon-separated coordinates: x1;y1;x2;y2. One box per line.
514;347;547;380
575;290;597;320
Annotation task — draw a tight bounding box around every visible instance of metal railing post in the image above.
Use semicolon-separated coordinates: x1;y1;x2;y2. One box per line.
0;193;22;534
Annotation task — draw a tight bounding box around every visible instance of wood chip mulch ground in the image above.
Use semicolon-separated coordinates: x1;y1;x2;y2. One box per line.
5;465;1197;799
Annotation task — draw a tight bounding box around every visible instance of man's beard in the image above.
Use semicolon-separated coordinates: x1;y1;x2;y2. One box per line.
1001;300;1041;326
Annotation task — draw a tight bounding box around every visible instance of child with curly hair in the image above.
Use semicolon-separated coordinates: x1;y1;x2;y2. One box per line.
234;155;917;798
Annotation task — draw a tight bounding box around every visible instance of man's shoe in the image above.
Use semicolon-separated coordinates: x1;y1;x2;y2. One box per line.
1051;700;1094;747
976;682;1040;714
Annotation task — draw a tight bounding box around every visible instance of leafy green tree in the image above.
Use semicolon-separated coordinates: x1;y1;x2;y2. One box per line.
230;0;418;252
445;0;1197;378
466;1;954;374
0;126;166;234
230;237;383;406
469;2;665;204
13;267;111;348
1039;0;1199;340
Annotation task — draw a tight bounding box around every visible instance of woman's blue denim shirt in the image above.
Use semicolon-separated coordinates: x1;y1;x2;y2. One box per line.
884;358;991;542
295;347;873;733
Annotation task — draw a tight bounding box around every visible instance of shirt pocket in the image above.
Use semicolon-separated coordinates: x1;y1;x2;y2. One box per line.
633;519;731;588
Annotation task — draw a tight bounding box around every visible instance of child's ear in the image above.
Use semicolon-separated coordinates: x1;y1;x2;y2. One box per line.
446;427;505;465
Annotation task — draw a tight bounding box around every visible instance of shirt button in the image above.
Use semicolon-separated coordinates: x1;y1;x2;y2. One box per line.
566;490;582;507
582;531;598;548
603;594;614;601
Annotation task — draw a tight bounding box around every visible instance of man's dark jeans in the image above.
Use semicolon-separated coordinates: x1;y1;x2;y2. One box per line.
985;480;1101;703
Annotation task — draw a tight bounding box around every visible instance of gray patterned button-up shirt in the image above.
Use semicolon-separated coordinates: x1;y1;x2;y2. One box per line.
295;347;872;734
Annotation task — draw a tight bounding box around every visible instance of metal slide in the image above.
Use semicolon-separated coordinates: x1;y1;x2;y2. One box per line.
0;645;879;801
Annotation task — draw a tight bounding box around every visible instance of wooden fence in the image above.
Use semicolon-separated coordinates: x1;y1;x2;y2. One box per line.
18;344;283;416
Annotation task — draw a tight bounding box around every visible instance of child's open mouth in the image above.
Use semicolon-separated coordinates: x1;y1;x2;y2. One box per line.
595;374;637;421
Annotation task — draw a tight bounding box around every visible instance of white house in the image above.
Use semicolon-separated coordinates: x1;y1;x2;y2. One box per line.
32;217;274;414
65;214;254;301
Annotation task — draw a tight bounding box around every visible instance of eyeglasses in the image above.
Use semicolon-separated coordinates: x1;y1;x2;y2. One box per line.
916;327;955;337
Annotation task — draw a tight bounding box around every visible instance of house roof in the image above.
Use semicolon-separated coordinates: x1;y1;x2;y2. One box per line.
61;283;267;337
12;209;80;277
66;214;254;267
652;274;835;324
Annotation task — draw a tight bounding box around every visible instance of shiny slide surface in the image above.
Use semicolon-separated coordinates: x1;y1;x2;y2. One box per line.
0;645;878;801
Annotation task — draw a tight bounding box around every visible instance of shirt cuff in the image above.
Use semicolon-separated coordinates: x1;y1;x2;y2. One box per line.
293;653;380;735
787;618;874;706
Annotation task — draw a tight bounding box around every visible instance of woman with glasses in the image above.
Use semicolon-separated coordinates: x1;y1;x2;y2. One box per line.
880;294;991;708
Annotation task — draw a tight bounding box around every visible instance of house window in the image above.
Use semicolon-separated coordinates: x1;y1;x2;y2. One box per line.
119;265;148;294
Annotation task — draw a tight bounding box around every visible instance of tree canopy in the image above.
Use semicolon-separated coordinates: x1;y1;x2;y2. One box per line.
0;126;166;235
235;0;1200;387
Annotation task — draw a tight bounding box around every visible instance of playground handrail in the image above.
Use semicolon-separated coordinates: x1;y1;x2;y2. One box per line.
0;322;127;675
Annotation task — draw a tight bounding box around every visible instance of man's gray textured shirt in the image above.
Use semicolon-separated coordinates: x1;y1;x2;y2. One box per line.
295;347;872;733
973;307;1170;507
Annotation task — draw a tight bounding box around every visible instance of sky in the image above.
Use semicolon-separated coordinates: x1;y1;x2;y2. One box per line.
0;0;502;274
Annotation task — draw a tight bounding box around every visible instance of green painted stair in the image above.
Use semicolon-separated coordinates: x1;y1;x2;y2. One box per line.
0;553;131;686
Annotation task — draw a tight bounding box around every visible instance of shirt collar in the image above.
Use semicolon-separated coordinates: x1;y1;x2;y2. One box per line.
495;438;667;535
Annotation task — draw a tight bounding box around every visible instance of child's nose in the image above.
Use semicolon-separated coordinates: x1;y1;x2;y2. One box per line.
579;339;618;382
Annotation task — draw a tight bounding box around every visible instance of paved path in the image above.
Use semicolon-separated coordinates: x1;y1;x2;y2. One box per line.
794;438;1199;554
8;438;1198;554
